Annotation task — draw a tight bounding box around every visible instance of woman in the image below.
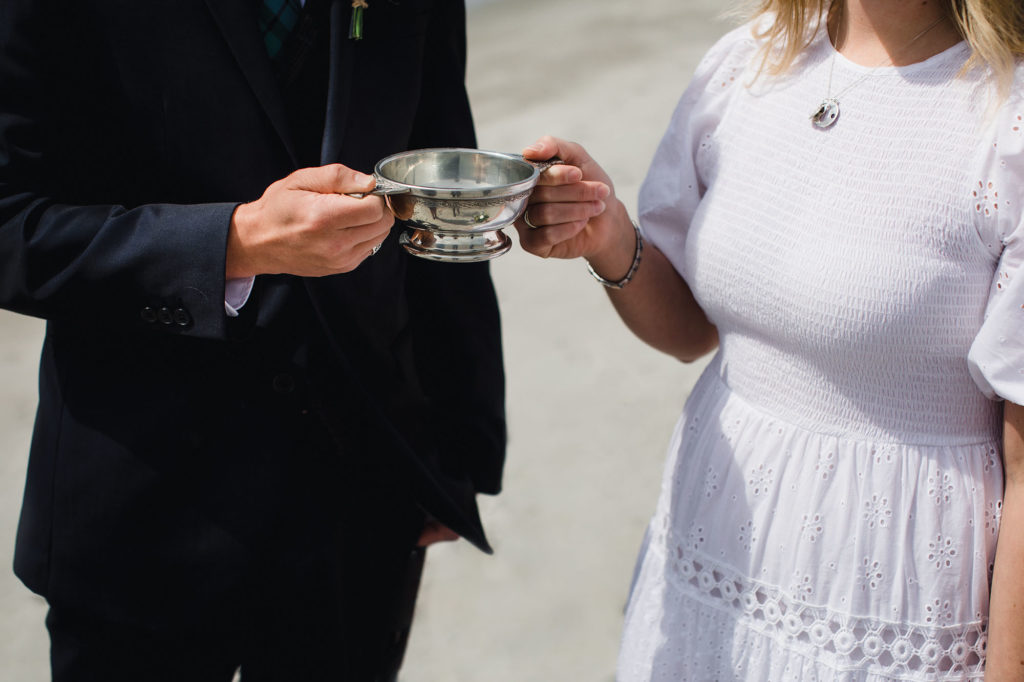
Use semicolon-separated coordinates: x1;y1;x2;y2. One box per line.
517;0;1024;678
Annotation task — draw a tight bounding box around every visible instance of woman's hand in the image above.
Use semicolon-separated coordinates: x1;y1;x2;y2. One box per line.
515;136;637;280
514;136;718;364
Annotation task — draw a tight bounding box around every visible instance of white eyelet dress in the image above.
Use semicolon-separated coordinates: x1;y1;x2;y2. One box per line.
618;23;1024;682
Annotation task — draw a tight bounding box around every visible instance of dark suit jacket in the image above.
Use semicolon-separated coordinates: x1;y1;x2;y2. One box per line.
0;0;506;628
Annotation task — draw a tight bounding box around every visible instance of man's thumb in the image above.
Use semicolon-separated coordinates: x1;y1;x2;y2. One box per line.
288;164;376;195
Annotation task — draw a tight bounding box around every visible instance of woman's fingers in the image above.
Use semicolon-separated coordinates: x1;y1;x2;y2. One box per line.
534;163;583;187
514;135;621;260
516;217;589;257
518;176;610;236
524;198;605;229
530;179;610;203
523;136;592;171
516;196;608;257
521;135;562;162
523;136;613;187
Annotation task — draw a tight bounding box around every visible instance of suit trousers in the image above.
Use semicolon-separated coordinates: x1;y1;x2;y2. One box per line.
46;507;428;682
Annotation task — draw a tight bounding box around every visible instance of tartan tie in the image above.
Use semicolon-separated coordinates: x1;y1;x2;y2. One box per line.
258;0;303;60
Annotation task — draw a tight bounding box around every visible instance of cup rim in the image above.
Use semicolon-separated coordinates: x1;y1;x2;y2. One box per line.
373;147;541;199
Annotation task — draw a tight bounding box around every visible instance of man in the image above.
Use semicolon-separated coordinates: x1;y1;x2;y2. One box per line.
0;0;506;679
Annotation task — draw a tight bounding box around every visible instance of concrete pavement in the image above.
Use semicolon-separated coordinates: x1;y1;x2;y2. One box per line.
0;1;729;679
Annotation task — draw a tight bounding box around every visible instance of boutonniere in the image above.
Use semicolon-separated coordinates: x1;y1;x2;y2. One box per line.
349;0;368;40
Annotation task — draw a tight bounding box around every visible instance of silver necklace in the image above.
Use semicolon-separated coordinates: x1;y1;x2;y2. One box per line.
810;15;948;129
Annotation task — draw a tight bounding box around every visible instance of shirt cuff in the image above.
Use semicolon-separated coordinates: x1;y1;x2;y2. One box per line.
224;277;255;317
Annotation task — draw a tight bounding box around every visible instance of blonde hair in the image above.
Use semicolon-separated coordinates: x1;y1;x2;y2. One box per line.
742;0;1024;98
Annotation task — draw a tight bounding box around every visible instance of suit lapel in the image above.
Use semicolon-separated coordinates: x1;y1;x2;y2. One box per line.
203;0;300;165
320;0;355;165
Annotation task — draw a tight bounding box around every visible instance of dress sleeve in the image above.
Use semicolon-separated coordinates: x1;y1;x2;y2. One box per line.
637;24;757;277
967;88;1024;405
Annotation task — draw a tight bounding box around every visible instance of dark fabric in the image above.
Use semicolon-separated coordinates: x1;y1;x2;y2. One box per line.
258;0;302;59
280;0;331;167
48;536;427;682
273;0;330;89
48;608;240;682
0;0;505;674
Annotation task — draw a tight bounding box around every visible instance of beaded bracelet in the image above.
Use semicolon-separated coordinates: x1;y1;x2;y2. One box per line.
586;220;644;290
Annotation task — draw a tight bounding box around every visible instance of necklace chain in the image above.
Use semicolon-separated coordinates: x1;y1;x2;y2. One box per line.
811;12;949;129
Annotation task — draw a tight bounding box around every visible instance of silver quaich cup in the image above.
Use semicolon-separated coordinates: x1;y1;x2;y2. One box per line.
364;148;558;262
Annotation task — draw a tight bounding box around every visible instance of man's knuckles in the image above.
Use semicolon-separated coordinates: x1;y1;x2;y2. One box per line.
291;196;383;233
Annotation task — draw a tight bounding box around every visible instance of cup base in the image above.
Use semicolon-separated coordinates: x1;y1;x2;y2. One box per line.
400;228;512;263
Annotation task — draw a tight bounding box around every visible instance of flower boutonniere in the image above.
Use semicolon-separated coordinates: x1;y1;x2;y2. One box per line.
349;0;368;40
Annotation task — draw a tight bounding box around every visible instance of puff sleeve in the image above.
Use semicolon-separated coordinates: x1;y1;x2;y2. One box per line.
967;87;1024;405
638;24;757;278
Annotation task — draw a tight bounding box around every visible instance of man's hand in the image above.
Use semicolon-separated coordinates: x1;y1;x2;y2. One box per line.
226;164;394;279
417;518;460;548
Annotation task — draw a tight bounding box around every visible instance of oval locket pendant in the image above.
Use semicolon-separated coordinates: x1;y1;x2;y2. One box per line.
811;98;840;128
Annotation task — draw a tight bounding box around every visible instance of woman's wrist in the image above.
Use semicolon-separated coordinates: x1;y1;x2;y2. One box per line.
584;202;639;283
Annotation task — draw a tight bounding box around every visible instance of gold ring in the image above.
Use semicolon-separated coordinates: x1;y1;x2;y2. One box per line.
523;208;540;229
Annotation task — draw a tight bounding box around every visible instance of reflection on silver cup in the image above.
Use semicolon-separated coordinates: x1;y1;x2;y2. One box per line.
366;148;557;262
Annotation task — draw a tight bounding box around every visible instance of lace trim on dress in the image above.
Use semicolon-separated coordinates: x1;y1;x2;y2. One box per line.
659;537;986;680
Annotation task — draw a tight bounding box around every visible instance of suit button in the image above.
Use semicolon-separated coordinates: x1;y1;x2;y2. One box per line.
272;373;295;394
157;306;174;325
140;306;158;323
173;307;192;327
